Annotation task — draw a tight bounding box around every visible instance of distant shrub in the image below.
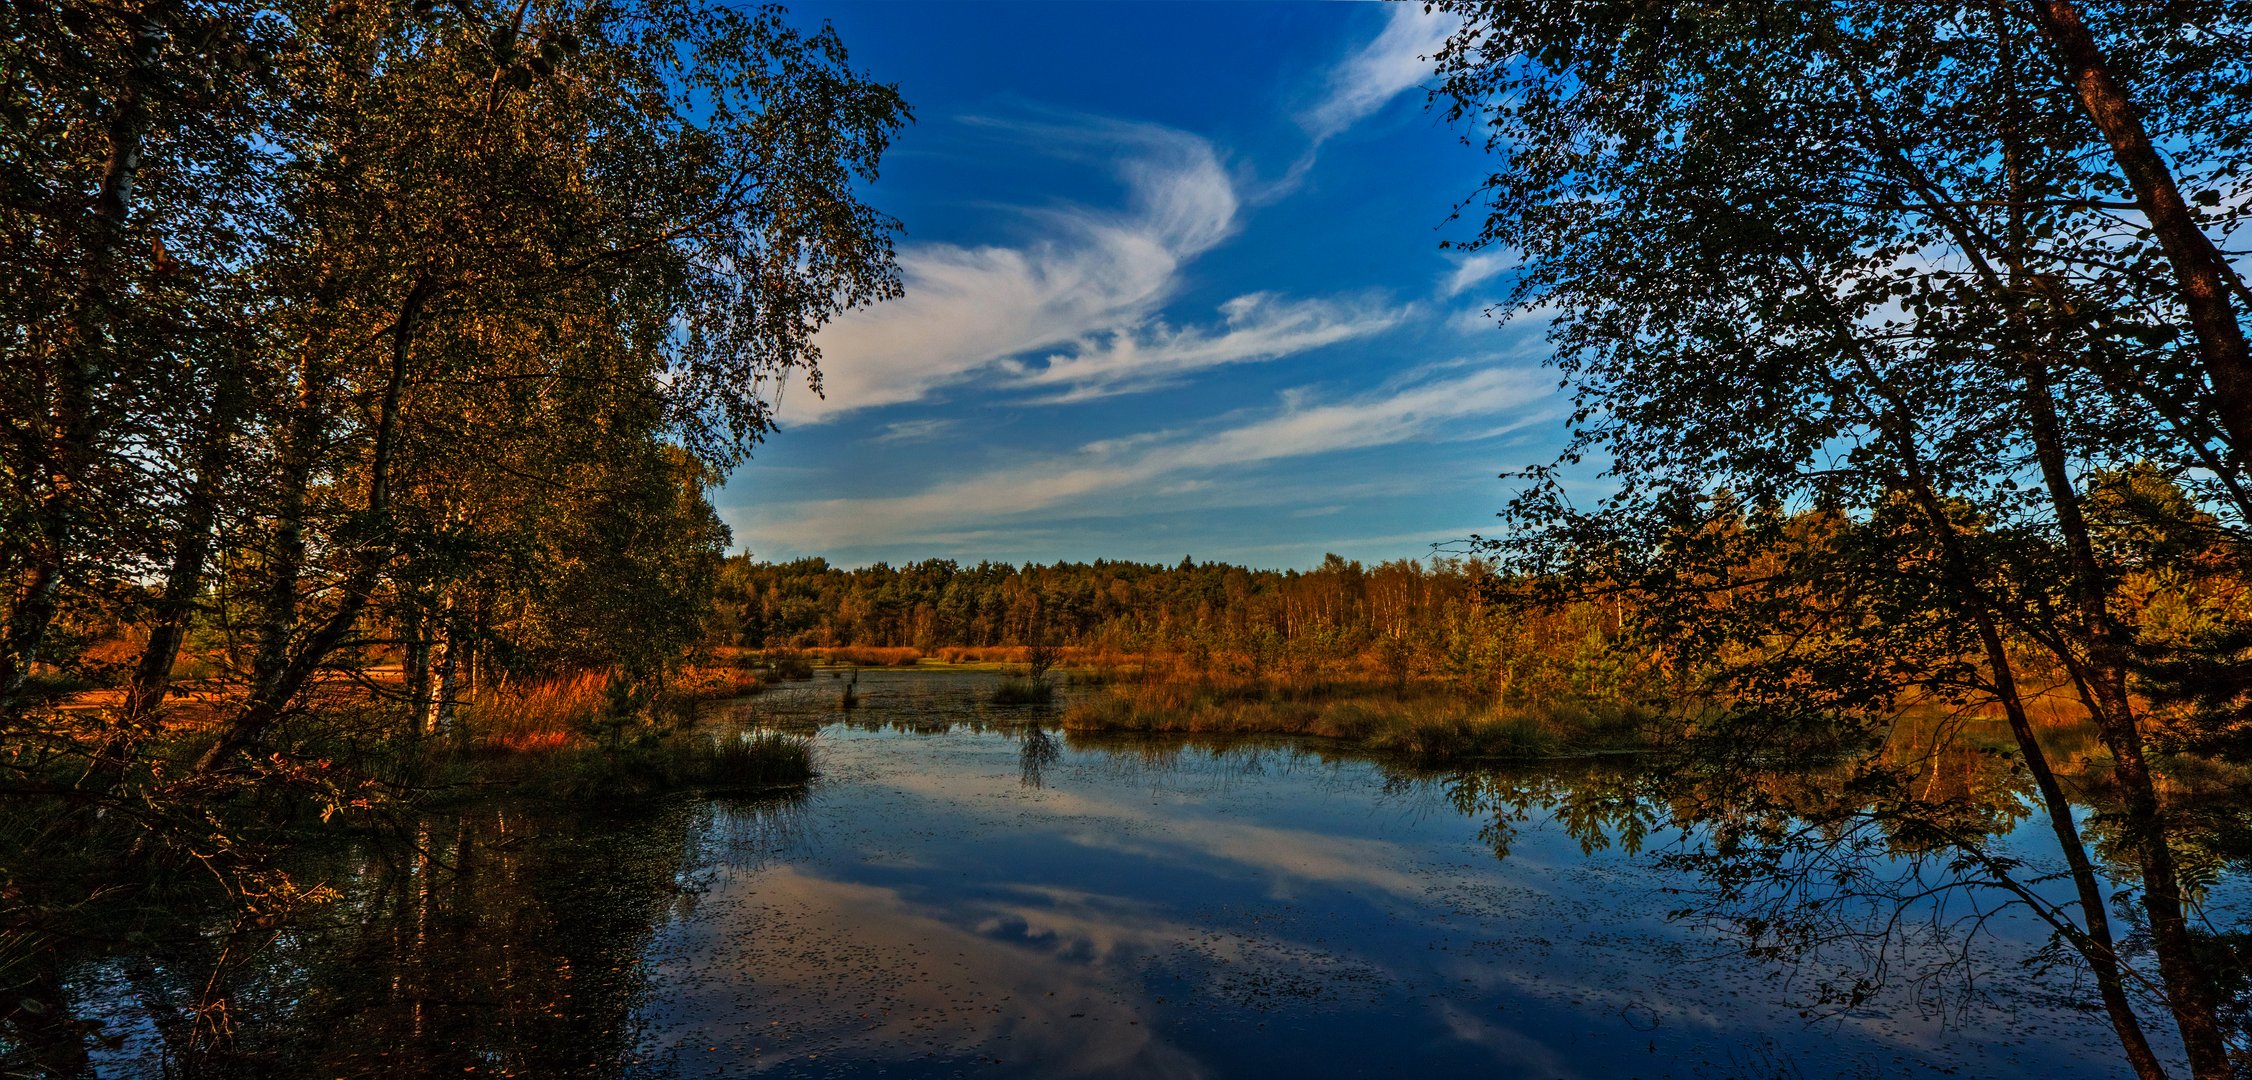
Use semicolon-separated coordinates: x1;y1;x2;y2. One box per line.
674;664;765;701
762;650;814;680
1051;662;1643;761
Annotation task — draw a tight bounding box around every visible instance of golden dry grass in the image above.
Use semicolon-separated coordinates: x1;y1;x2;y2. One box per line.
463;672;613;752
811;645;925;667
672;664;766;700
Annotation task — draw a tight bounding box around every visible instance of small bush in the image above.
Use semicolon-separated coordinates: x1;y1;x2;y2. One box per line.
674;664;765;701
1053;665;1648;761
762;651;814;680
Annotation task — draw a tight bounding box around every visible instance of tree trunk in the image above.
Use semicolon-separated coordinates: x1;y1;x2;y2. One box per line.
1983;41;2227;1062
1884;422;2169;1078
1791;239;2179;1077
2016;352;2230;1077
1927;490;2167;1079
0;10;164;716
403;595;432;739
123;365;247;726
248;365;323;702
429;591;460;737
196;283;429;772
2027;0;2252;468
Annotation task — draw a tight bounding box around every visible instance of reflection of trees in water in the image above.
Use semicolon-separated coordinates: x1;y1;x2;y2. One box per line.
35;794;772;1077
1392;723;2251;1065
28;720;2241;1076
1019;724;1060;789
839;715;2249;1069
1003;723;2249;1069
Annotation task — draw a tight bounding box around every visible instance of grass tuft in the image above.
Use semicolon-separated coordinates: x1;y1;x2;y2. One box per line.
537;730;815;801
991;676;1055;705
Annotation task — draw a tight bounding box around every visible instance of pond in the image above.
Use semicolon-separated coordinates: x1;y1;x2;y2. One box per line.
65;668;2229;1077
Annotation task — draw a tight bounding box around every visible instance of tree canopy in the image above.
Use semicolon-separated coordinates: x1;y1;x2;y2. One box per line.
2;0;907;749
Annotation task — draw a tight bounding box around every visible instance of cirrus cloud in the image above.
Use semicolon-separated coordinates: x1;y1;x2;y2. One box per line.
786;119;1241;423
745;362;1556;551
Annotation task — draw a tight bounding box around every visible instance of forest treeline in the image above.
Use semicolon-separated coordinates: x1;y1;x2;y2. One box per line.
713;553;1652;711
721;552;1511;650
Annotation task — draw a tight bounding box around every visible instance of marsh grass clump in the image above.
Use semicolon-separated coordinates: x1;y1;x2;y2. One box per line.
465;673;612;753
1056;662;1651;762
693;730;815;789
672;664;766;701
936;645;1027;665
536;731;814;801
1363;710;1558;759
992;676;1055;705
430;669;813;800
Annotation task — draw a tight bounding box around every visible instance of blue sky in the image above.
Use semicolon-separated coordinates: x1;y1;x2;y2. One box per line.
718;2;1564;569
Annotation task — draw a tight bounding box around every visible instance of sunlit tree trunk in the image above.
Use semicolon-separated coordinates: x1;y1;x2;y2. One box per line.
429;591;460;737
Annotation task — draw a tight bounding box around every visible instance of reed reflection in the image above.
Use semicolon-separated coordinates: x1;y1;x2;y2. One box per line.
54;795;775;1078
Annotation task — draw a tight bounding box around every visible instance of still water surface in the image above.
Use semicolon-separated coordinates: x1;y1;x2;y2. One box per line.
77;669;2176;1077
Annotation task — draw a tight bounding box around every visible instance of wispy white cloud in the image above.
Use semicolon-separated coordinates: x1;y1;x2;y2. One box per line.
786;5;1472;429
1225;525;1499;560
747;364;1555;550
1441;249;1519;297
1006;292;1407;402
874;418;959;444
1448;303;1498;337
1299;4;1458;143
789;119;1239;423
790;114;1429;420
